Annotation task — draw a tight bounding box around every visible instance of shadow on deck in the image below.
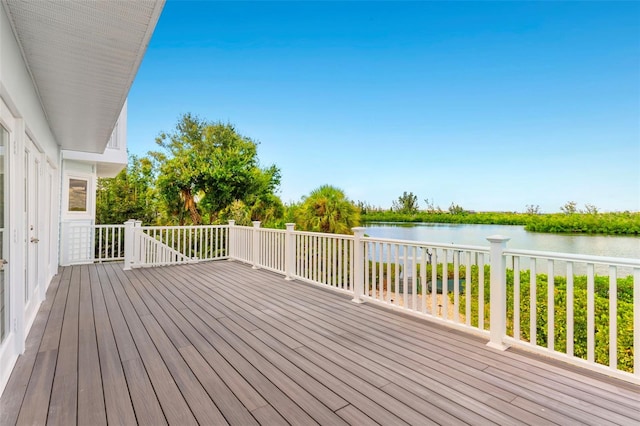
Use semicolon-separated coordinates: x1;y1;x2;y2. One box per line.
1;261;639;425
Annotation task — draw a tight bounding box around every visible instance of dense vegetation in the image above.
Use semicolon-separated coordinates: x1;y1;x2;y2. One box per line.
459;265;634;372
375;261;635;372
361;210;640;235
359;192;639;235
96;114;361;233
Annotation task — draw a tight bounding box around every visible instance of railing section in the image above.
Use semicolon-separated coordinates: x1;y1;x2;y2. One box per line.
361;236;490;334
502;249;640;381
293;230;354;293
255;227;286;273
61;223;125;265
228;223;253;264
140;225;228;262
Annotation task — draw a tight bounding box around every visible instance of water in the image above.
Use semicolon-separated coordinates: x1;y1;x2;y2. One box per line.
363;222;640;260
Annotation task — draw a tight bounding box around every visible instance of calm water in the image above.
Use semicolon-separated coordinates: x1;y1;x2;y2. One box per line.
363;222;640;260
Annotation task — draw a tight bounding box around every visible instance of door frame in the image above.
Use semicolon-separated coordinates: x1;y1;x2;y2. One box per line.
0;97;18;394
22;135;43;331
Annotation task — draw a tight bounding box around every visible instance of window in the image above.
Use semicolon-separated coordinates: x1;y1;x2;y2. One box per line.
68;178;88;212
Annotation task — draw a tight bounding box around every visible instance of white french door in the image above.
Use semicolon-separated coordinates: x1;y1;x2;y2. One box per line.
23;137;41;329
0;115;16;395
0;126;8;346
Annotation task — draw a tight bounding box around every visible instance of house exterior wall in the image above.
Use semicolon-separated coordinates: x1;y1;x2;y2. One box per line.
0;2;132;395
0;4;63;395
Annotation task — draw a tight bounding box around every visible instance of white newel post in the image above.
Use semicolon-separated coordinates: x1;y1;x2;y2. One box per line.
285;223;295;280
227;220;236;260
252;221;261;269
352;227;366;304
134;220;142;267
123;219;136;270
487;235;511;350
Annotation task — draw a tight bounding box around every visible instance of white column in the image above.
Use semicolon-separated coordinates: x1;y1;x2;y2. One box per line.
486;235;511;350
123;219;136;270
284;223;295;280
351;227;366;304
133;220;142;268
252;221;261;269
227;220;235;260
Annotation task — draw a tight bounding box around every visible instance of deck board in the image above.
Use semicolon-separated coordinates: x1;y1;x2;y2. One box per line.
2;260;639;425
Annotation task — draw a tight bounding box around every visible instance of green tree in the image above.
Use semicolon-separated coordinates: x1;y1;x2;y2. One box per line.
583;203;599;214
525;204;541;215
295;185;360;234
151;113;281;225
448;202;465;215
96;155;158;225
560;201;577;214
392;191;419;214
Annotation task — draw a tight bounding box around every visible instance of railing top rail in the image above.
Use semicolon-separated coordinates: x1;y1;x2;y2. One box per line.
67;223;125;228
256;228;286;234
504;248;640;268
292;230;355;239
141;224;229;231
362;236;489;253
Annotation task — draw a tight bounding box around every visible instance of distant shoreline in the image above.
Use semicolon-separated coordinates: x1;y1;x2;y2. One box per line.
360;211;640;236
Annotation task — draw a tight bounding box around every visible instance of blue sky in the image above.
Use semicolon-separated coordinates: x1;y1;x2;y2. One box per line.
127;1;640;213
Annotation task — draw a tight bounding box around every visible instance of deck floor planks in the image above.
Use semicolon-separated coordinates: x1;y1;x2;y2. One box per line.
189;265;495;424
15;266;73;425
105;263;227;425
144;264;325;425
126;265;257;425
157;266;350;425
92;262;156;425
216;261;638;421
0;270;62;426
203;261;631;425
76;265;106;426
189;263;557;424
2;260;639;426
48;259;81;426
134;267;269;416
99;264;198;425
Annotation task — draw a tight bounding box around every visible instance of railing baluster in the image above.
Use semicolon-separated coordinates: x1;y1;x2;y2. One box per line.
466;251;472;327
609;265;617;369
453;250;459;322
478;252;485;329
514;257;520;340
431;248;438;316
566;262;574;357
635;268;640;378
366;243;371;296
587;263;595;363
442;249;449;320
548;259;555;351
530;258;537;345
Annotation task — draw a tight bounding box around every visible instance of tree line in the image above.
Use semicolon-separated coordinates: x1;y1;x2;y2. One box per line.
97;117;637;236
96;114;360;234
359;192;639;235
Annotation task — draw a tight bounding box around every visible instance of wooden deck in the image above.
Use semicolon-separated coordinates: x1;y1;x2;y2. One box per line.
1;261;639;425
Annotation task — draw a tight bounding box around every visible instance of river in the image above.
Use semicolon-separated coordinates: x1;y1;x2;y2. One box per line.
363;222;640;260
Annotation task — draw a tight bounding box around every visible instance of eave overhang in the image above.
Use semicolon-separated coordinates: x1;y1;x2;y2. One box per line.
1;0;164;153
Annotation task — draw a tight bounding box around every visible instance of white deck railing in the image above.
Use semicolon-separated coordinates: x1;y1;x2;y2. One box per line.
61;223;125;265
361;236;490;334
123;221;229;269
59;220;639;383
502;248;640;380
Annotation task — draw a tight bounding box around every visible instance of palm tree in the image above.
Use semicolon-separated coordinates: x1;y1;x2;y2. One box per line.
295;185;360;234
